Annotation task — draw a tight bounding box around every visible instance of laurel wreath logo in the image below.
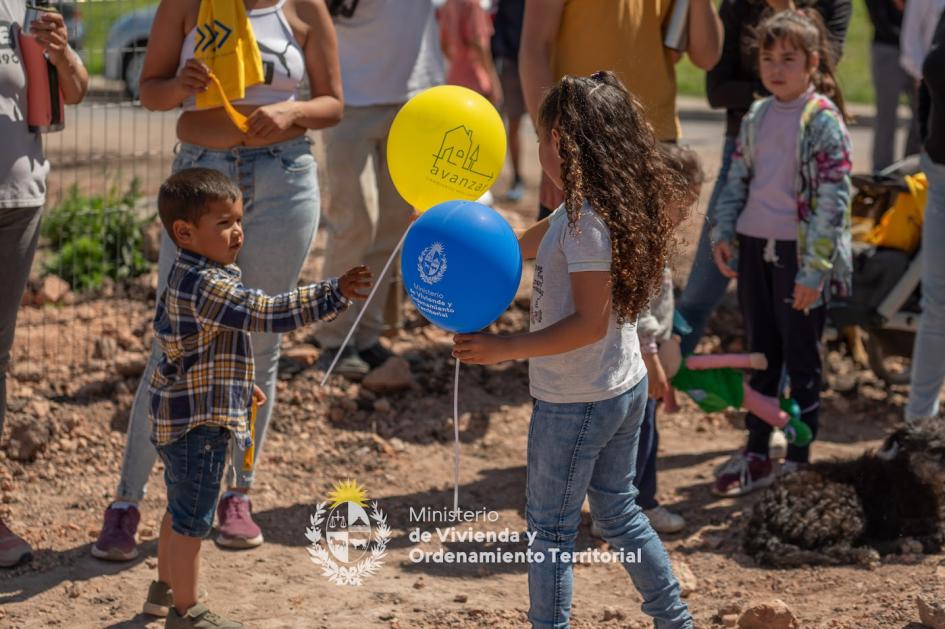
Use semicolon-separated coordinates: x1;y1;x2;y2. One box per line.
418;242;447;285
305;500;391;586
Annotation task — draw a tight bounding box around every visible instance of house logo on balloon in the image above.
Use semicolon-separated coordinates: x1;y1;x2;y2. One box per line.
429;126;494;193
417;242;448;285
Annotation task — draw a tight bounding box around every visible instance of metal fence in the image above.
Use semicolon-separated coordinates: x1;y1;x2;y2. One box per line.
11;0;176;390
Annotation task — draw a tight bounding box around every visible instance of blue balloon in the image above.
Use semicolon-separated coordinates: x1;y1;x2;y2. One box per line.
401;200;522;334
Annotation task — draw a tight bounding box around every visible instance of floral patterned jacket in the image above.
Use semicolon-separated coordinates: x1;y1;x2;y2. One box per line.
710;93;853;304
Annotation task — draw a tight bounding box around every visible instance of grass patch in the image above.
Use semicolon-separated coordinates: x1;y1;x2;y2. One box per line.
78;0;156;76
676;1;873;103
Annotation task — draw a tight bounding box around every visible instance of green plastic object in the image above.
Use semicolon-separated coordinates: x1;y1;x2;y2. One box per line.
780;398;812;446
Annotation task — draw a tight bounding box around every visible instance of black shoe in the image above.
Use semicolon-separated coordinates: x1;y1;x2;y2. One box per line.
359;342;395;370
316;346;370;381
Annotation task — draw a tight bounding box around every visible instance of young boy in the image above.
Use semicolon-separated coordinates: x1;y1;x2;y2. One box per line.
149;168;371;629
629;145;703;534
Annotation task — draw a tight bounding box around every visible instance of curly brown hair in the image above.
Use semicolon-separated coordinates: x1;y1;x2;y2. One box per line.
537;71;689;324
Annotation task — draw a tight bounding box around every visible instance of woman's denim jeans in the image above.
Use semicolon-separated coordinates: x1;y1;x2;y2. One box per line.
677;136;737;355
907;153;945;420
116;136;319;499
526;377;692;629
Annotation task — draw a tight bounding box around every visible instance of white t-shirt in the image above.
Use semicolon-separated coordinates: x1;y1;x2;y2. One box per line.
529;204;646;404
0;0;49;208
332;0;445;107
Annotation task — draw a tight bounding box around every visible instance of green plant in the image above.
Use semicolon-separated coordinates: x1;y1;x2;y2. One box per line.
42;177;154;292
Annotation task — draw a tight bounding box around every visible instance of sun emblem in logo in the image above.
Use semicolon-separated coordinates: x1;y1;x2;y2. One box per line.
305;480;390;586
418;242;447;285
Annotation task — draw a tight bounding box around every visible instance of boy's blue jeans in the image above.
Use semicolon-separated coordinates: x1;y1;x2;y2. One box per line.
526;377;692;629
907;153;945;420
155;425;230;538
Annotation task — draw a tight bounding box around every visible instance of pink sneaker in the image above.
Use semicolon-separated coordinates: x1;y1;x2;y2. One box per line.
0;519;33;568
91;503;140;561
712;453;775;497
216;494;263;549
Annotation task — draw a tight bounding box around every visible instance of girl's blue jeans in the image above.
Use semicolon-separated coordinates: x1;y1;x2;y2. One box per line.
526;377;692;629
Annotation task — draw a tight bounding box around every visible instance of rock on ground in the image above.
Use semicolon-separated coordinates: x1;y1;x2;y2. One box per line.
738;599;799;629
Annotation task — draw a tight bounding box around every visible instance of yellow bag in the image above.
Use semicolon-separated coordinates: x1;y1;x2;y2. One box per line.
194;0;265;132
866;172;927;253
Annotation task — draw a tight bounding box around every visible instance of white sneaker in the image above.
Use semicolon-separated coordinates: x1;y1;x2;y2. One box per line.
769;429;788;460
644;506;686;534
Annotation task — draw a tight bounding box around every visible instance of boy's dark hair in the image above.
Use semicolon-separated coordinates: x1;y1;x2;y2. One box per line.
659;143;704;223
158;168;241;242
537;71;690;324
752;9;850;121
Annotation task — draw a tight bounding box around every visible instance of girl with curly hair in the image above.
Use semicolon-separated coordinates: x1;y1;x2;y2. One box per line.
710;10;853;497
452;71;693;629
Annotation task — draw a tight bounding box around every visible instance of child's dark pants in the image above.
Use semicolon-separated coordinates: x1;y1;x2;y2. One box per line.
737;235;826;463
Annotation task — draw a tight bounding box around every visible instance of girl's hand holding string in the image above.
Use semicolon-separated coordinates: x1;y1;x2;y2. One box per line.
452;333;513;365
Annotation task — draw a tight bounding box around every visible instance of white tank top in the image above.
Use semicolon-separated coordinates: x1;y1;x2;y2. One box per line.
179;0;305;110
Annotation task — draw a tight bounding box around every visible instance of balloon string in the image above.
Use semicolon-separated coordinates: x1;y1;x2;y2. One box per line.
320;228;410;387
453;357;461;514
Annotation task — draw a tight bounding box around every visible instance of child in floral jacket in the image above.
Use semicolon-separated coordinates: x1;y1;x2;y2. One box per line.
709;9;852;496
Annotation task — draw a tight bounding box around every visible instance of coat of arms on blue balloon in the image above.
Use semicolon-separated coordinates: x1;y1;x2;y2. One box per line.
401;200;522;334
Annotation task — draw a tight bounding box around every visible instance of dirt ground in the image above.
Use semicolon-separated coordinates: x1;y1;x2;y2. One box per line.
2;120;944;629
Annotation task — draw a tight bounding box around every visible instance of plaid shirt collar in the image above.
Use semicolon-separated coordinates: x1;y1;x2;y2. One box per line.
176;248;242;279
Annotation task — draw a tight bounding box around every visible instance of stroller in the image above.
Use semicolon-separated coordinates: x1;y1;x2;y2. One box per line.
827;156;924;386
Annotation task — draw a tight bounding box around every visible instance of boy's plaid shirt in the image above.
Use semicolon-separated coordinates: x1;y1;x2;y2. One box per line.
149;249;350;447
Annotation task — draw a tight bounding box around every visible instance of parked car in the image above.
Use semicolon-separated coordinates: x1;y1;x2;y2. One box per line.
104;5;156;99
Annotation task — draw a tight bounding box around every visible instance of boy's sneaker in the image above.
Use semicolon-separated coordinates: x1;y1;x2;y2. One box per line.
216;494;263;549
91;503;140;561
712;452;774;497
166;603;241;629
144;580;210;618
644;506;686;534
316;346;370;381
505;178;525;203
0;519;33;568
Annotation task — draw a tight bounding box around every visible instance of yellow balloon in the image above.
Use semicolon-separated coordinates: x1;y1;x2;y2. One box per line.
387;85;507;213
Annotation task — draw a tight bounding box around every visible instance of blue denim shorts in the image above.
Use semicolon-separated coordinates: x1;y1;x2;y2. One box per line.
155;425;230;538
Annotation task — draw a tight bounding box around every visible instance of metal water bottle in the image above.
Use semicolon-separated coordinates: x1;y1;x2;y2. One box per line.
663;0;690;52
19;0;65;133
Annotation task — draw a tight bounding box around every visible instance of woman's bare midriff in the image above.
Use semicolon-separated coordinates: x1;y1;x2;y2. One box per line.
176;105;306;149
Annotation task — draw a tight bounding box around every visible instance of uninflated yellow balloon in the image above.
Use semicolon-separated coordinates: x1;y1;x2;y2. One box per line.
387;85;507;213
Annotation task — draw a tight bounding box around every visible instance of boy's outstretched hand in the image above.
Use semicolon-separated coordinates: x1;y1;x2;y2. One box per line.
452;333;511;365
339;266;373;300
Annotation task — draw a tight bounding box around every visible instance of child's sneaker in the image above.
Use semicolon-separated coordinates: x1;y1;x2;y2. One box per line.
144;580;174;617
166;603;241;629
0;519;33;568
769;429;788;460
644;506;686;534
779;460;808;476
91;503;140;561
712;452;774;497
215;494;263;549
144;581;210;617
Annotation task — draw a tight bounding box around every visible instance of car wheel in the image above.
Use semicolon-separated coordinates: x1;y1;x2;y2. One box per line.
123;50;146;100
